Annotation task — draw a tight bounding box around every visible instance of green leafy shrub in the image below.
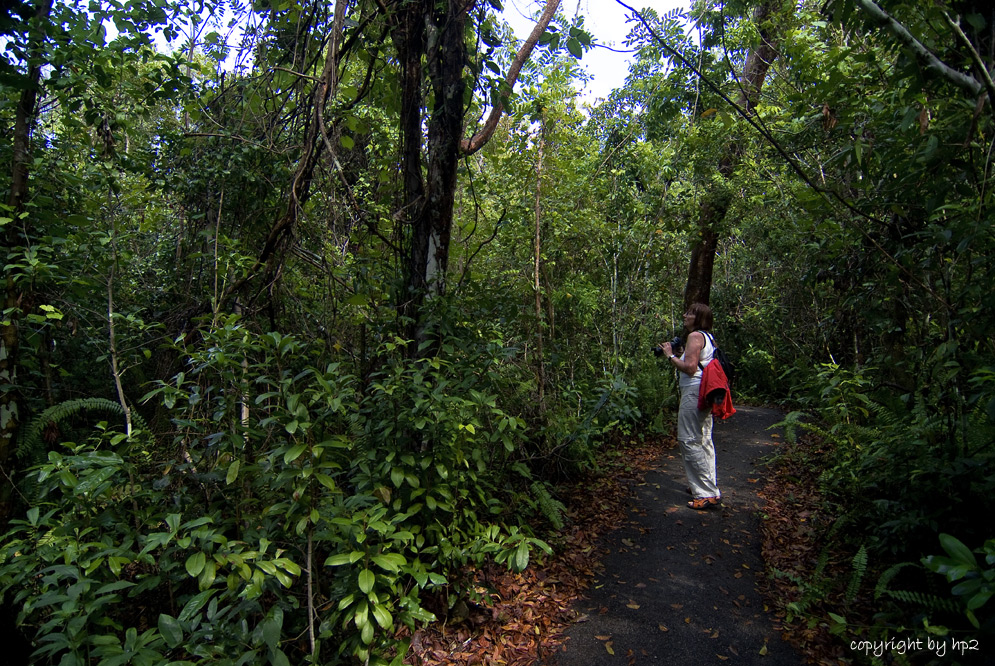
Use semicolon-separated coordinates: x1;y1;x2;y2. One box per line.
923;533;995;632
0;318;551;665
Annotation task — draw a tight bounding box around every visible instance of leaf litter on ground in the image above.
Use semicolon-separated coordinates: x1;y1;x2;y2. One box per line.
399;435;671;665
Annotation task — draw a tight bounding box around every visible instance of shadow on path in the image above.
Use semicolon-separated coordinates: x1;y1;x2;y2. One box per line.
545;405;803;665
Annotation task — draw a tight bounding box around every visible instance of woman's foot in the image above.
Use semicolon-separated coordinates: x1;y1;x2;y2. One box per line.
687;496;721;510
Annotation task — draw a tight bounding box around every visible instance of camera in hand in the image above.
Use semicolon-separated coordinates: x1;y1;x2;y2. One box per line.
652;336;684;357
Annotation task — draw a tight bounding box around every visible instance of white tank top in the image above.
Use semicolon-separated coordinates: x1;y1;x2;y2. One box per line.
678;330;714;389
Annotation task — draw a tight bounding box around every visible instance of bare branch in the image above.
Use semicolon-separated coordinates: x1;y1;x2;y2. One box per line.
853;0;986;99
942;10;995;110
461;0;561;155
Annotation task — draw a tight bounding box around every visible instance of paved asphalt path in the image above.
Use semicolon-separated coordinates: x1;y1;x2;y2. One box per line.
545;405;803;665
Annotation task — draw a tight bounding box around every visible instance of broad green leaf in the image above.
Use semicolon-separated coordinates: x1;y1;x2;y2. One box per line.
514;542;529;572
358;569;375;594
566;37;582;58
372;553;406;572
315;473;336;491
198;560;217;590
178;590;216;623
186;552;206;577
284;443;306;464
371;603;393;629
226;459;240;485
158;614;183;648
940;533;977;568
275;558;301;576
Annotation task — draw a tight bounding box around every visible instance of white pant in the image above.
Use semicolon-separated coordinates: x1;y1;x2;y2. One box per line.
677;384;719;499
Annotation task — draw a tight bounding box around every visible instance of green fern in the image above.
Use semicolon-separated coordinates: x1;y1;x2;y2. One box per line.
510;461;533;480
883;589;960;614
773;410;811;443
845;544;868;604
529;481;566;531
16;398;146;466
873;561;918;601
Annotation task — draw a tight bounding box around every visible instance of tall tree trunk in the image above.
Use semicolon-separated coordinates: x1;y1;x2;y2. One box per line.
683;0;781;308
391;0;561;354
390;0;428;348
534;112;546;412
1;0;54;518
409;3;466;347
419;0;468;300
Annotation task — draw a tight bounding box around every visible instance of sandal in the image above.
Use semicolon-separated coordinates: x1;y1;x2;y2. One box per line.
687;496;721;510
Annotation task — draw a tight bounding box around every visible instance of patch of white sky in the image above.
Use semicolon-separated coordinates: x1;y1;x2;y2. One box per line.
501;0;689;104
102;0;689;102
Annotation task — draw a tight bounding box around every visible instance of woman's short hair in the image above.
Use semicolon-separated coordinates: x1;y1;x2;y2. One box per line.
687;303;713;331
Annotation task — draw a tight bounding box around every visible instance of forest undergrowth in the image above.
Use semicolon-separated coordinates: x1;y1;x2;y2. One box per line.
397;434;669;665
758;428;992;666
758;432;866;665
401;428;867;666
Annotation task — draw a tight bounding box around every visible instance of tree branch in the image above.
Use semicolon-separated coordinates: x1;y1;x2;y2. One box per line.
460;0;561;155
853;0;986;99
942;10;995;110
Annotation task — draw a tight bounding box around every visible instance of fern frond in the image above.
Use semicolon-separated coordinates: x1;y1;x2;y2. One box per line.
846;544;868;604
510;462;532;480
883;589;960;614
874;561;918;601
813;546;830;578
16;398;146;466
529;481;566;531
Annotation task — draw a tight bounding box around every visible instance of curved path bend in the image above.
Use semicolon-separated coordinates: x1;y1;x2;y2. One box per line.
546;405;802;665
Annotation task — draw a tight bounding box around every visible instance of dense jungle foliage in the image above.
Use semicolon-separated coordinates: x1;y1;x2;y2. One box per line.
1;0;993;662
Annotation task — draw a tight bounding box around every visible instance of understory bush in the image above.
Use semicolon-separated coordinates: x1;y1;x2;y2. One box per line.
0;316;551;665
781;359;995;648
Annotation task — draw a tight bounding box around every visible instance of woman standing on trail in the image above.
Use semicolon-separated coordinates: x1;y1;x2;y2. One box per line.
660;303;721;510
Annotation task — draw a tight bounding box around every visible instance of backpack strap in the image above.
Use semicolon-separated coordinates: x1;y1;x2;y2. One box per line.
696;331;715;371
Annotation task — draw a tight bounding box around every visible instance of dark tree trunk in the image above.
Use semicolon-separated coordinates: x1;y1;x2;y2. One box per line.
683;0;782;309
390;0;429;348
1;0;54;519
388;0;559;354
683;224;720;308
392;0;467;352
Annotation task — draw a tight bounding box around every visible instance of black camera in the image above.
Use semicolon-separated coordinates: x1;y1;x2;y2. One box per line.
652;336;684;357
